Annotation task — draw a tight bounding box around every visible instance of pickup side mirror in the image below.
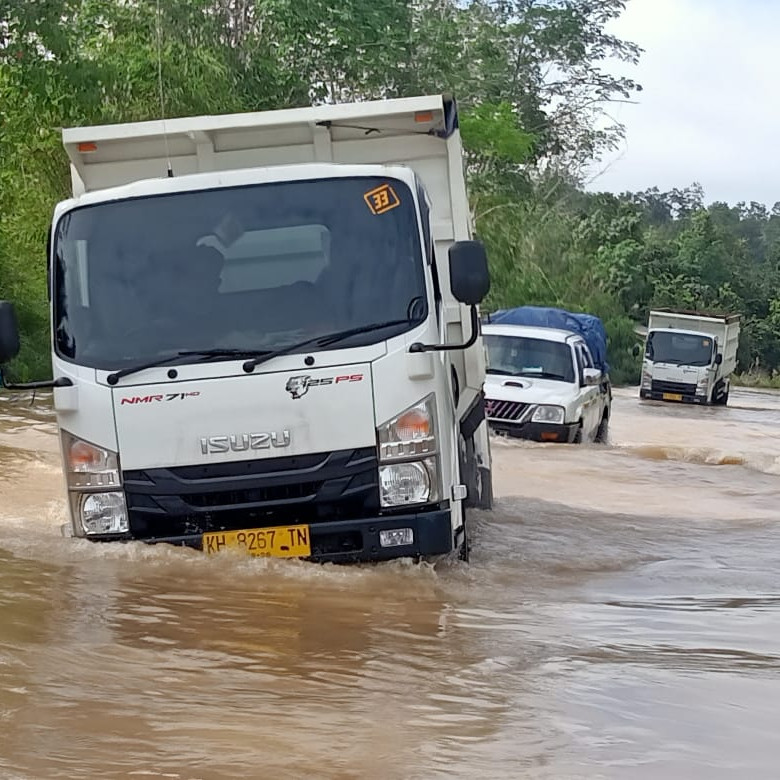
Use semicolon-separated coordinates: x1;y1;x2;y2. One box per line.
714;353;723;365
583;367;602;386
0;302;20;365
449;240;490;306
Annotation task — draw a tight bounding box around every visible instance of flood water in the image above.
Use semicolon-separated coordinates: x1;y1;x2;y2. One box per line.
2;387;780;778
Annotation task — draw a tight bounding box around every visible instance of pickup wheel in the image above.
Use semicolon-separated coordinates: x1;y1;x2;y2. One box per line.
573;422;583;444
595;411;610;444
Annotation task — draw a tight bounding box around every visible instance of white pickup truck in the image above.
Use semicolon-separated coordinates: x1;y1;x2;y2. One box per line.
482;307;612;444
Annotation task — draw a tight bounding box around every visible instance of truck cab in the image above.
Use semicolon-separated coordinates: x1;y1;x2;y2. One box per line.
0;95;493;563
482;309;612;444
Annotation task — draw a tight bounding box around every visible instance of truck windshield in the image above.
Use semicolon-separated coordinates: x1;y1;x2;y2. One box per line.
53;176;427;369
647;332;713;366
484;335;575;383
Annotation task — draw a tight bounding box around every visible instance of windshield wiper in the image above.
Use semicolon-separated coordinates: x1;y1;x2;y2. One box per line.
105;320;415;385
106;348;273;385
522;371;568;381
242;319;414;373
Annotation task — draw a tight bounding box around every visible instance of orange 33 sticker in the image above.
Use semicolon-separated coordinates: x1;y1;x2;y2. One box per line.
364;183;400;215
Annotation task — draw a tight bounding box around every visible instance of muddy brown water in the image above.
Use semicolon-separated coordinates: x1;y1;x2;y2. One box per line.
1;387;780;779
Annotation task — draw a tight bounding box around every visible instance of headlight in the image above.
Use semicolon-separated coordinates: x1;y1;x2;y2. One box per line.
379;459;439;507
377;395;440;507
61;432;127;537
531;405;565;424
61;431;120;489
641;369;652;388
377;394;437;462
696;377;708;395
75;491;129;536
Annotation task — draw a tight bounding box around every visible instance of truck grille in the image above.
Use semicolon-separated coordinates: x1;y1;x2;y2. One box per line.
651;380;696;396
485;398;530;422
123;447;379;540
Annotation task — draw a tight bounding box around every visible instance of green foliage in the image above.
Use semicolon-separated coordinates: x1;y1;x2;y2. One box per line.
460;102;535;170
2;0;777;392
0;0;643;380
475;177;780;386
474;191;642;385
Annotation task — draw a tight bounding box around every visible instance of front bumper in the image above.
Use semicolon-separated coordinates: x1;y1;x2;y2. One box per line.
639;389;707;404
84;509;455;563
488;420;579;443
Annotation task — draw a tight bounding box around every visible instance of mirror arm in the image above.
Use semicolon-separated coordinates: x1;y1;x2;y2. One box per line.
1;373;73;391
409;306;479;353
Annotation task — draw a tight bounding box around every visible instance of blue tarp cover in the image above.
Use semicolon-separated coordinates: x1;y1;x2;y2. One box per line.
488;306;610;373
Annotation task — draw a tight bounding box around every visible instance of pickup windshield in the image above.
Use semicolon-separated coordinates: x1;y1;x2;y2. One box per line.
484;335;575;383
646;331;713;366
53;176;427;370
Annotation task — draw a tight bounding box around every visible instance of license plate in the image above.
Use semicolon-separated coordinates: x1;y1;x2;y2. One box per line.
202;525;311;558
662;392;683;401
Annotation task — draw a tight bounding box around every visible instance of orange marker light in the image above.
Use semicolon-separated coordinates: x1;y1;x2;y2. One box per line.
396;408;431;440
78;142;97;153
69;440;102;470
414;111;434;123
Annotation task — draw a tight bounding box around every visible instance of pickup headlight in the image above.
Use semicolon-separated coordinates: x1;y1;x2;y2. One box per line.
377;394;440;507
61;431;128;536
531;405;565;424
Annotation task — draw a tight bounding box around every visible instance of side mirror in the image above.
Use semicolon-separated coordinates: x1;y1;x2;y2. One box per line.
449;240;490;306
632;344;641;358
0;302;20;365
583;367;602;386
714;353;723;365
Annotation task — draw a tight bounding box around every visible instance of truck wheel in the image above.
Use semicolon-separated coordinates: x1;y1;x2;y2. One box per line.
712;381;729;406
460;435;491;509
573;422;583;444
595;412;609;444
477;466;493;510
458;518;470;562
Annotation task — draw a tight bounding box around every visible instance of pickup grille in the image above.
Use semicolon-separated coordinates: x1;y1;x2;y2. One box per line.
123;447;379;540
485;398;530;422
651;380;696;396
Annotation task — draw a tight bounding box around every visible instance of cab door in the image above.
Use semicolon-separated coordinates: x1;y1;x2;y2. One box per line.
574;341;601;440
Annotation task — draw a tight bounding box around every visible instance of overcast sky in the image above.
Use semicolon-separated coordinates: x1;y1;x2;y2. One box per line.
584;0;779;208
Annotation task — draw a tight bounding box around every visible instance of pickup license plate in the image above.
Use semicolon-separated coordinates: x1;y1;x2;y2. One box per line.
202;525;311;558
662;392;683;401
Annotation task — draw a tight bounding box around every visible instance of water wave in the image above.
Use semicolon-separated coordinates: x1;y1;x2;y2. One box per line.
622;443;780;475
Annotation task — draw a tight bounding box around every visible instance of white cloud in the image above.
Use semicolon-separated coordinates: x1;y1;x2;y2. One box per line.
584;0;780;207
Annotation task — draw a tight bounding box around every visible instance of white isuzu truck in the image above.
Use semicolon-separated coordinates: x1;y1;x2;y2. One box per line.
638;309;741;406
0;94;494;562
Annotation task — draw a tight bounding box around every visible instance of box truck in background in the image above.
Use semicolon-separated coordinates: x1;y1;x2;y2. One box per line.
638;309;740;405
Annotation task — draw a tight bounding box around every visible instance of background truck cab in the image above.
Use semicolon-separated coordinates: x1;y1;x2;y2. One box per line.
638;309;741;406
481;306;612;444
